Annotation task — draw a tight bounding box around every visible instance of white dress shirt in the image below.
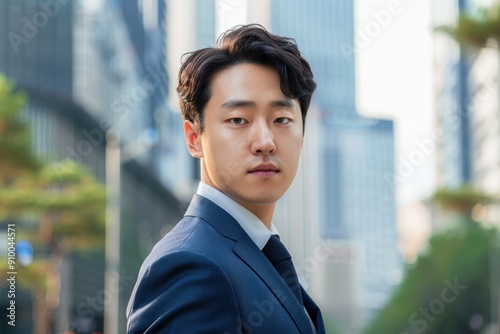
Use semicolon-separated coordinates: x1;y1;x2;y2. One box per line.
197;181;279;249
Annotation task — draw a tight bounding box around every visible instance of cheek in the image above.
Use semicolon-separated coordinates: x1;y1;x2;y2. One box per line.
282;136;303;157
213;130;248;159
204;137;244;180
285;141;303;174
200;137;221;171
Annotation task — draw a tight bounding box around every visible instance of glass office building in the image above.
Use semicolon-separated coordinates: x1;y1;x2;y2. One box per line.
271;0;401;326
432;0;472;187
0;1;181;332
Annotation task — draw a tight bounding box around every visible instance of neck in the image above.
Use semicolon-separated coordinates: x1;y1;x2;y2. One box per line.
200;168;277;230
200;180;276;230
237;202;275;230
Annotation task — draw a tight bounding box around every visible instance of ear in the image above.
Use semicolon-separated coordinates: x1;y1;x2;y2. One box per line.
184;120;203;158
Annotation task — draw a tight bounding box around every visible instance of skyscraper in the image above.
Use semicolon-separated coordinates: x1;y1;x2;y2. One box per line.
163;0;217;200
468;42;500;224
433;0;500;225
0;1;182;333
271;0;401;328
271;0;357;116
433;0;472;188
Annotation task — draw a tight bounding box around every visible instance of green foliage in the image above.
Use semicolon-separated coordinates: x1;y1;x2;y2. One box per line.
437;5;500;48
365;184;500;334
0;74;106;293
364;219;499;334
323;314;343;334
430;185;498;216
0;76;40;180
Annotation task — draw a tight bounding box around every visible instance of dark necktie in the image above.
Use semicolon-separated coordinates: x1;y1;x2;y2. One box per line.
262;235;304;306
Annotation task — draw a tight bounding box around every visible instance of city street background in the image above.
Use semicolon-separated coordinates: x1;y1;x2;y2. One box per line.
0;0;499;333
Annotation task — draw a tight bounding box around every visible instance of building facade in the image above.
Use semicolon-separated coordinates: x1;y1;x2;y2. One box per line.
0;1;182;333
433;0;500;225
464;0;500;224
433;0;473;188
271;0;401;328
162;0;217;201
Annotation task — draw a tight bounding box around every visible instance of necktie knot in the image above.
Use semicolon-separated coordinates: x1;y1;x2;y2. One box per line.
262;235;291;265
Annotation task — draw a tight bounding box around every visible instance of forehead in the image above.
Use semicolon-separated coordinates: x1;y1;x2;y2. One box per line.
210;63;283;97
203;63;301;116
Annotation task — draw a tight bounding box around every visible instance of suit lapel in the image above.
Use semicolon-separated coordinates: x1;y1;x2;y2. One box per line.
302;287;326;334
185;195;314;334
232;240;314;334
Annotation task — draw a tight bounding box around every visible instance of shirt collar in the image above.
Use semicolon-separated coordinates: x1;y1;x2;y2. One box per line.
196;182;279;250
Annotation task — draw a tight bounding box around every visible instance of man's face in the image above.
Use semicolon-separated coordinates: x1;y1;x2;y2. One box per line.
184;63;304;216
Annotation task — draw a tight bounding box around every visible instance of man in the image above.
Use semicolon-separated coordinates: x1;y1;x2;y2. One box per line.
127;24;324;333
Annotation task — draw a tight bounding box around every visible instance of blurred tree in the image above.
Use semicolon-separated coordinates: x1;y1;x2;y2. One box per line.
0;74;41;181
431;185;497;217
0;75;106;334
363;186;500;334
323;314;342;334
437;5;500;49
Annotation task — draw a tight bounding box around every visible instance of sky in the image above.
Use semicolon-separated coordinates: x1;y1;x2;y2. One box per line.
356;0;436;206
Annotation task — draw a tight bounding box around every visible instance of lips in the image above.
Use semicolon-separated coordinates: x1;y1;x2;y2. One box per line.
248;163;279;177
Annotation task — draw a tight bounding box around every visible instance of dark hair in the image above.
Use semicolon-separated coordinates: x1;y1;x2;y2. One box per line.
177;24;316;132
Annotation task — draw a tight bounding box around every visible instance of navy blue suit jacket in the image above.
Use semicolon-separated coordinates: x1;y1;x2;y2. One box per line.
127;195;326;333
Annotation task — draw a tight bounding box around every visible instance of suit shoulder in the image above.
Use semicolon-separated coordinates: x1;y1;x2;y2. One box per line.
147;216;230;262
127;250;240;333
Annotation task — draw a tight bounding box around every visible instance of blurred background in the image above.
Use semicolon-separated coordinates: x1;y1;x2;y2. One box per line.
0;0;499;333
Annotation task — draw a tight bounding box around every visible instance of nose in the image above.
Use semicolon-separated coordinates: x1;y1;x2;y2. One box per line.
250;121;276;155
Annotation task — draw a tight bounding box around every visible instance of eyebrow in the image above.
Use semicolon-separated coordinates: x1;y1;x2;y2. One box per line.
220;98;295;109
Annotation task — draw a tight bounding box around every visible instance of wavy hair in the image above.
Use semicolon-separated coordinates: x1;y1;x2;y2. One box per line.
177;24;316;132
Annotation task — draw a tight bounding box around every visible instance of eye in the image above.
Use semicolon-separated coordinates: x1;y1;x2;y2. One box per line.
229;118;248;125
275;117;291;125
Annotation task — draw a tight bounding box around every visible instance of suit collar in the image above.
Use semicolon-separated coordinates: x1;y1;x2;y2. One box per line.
185;195;317;334
185;194;243;241
196;183;277;249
